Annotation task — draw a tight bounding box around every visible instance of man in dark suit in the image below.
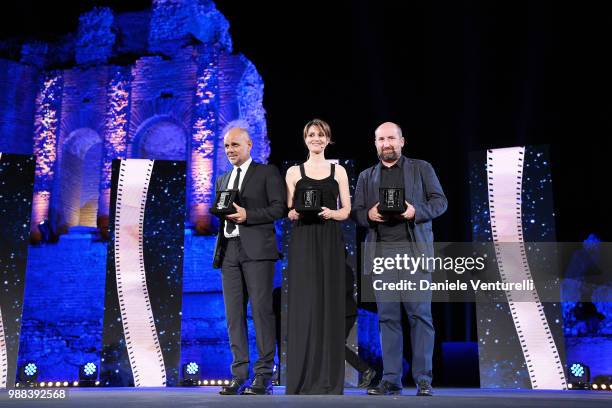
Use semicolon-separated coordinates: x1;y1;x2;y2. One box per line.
351;122;447;397
213;127;286;395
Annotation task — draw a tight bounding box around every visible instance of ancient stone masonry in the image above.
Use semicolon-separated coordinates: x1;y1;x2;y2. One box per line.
0;0;269;240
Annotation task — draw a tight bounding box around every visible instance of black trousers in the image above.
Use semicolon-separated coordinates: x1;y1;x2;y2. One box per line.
345;314;370;373
221;238;276;379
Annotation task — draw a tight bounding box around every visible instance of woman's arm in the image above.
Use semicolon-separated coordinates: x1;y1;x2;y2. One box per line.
285;166;301;221
331;164;351;221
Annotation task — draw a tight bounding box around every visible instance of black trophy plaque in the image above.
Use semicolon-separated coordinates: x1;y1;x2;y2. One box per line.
378;187;406;213
293;187;322;213
210;189;239;215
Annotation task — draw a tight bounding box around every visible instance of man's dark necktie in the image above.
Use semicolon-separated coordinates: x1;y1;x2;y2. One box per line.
225;167;242;235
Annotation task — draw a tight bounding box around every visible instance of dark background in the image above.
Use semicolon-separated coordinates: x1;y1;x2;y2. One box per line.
2;0;609;243
2;0;609;385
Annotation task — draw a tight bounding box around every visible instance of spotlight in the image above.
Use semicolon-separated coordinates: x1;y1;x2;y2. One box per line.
37;219;57;243
272;363;280;385
73;381;79;387
593;384;598;390
203;380;209;385
18;362;39;386
592;375;612;391
568;362;590;390
40;382;46;387
181;362;200;386
78;362;99;386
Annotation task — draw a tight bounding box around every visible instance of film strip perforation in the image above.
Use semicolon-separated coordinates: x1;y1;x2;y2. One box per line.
0;306;8;389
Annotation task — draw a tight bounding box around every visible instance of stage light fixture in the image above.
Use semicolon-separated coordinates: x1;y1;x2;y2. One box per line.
568;362;590;390
37;219;57;243
272;363;280;385
78;362;99;386
18;362;39;386
181;362;201;386
592;375;612;392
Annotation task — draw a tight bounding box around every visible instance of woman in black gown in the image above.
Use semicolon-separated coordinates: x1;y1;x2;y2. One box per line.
285;119;351;394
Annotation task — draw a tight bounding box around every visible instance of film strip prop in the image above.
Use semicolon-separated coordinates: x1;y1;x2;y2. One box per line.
0;153;35;388
470;146;566;389
101;159;186;387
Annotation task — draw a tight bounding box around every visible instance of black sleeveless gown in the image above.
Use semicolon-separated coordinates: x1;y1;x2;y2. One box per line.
285;164;345;395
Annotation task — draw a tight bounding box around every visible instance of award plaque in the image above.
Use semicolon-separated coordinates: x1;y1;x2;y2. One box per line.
293;188;322;213
210;189;239;216
378;187;406;213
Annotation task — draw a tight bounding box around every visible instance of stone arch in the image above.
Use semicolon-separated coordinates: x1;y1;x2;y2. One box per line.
131;115;188;160
56;128;103;233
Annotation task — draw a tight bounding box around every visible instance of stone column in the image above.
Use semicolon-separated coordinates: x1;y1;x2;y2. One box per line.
98;67;132;238
31;72;63;242
189;44;220;233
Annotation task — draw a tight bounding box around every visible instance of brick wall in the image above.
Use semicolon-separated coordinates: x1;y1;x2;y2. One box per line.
17;231;242;382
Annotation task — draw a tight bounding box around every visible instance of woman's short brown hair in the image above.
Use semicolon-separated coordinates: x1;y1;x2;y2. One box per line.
303;118;333;144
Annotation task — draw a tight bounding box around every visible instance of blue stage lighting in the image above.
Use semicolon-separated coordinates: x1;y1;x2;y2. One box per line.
18;361;39;386
181;362;201;386
83;363;97;376
568;362;590;390
570;363;585;377
186;362;199;375
78;362;99;386
24;363;37;376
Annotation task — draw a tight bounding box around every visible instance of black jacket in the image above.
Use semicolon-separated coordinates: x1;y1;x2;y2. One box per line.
351;156;447;273
212;162;287;268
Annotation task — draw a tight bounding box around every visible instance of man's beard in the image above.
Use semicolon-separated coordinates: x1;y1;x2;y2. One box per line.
378;149;400;161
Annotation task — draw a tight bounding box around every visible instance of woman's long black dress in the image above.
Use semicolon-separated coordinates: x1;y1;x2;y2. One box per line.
286;163;345;395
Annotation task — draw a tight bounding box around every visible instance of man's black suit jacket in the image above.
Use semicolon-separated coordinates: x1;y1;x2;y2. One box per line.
212;161;287;269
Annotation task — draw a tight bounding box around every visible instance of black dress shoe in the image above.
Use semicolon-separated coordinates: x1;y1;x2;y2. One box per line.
367;380;402;395
416;379;433;396
219;377;246;395
358;367;377;388
242;374;273;395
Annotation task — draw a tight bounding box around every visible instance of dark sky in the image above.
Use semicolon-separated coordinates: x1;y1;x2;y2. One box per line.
2;0;611;241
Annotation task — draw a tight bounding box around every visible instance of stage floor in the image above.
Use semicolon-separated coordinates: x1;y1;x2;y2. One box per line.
1;387;610;407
